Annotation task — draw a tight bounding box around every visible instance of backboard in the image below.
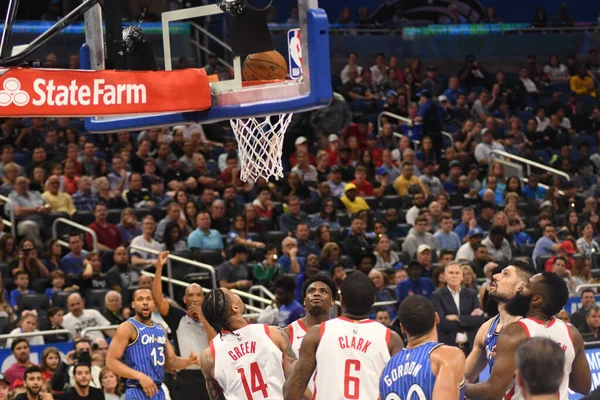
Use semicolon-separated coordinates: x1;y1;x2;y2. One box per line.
82;0;332;133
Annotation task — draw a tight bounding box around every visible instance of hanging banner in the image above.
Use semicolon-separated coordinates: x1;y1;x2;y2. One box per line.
0;68;212;117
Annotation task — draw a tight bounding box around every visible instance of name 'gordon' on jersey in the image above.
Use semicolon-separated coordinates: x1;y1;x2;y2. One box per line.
32;79;147;106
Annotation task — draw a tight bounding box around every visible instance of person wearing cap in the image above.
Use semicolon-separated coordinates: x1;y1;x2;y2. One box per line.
543;240;576;272
532;224;562;270
373;167;396;198
0;374;8;400
148;176;171;207
455;228;486;262
474;127;505;166
340;183;370;215
395;261;436;304
401;216;438;259
416;244;435;279
415;89;447;162
393;161;428;197
325;134;340;167
420;161;443;197
445;3;468;24
326;165;346;198
420;65;444;97
289;136;316;167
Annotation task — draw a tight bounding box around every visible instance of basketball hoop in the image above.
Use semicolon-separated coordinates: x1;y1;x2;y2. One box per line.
230;112;292;182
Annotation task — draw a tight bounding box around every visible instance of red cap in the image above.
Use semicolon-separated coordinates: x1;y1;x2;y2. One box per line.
560;241;576;255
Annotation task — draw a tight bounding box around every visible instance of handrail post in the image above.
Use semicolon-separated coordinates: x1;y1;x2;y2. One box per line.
489;149;570;181
52;217;98;253
0;329;73;341
81;325;120;339
166;258;174;299
0;195;16;237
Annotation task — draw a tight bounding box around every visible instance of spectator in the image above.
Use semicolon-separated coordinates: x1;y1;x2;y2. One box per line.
415;245;435;279
551;3;574;27
289;136;316;167
9;271;33;311
5;176;49;248
434;213;462;251
155;203;183;241
578;305;600;342
279;196;310;233
252;186;274;218
522;174;546;203
340;183;370;214
420;65;444;97
217;244;252;290
455;207;478;242
445;4;468;24
576;222;600;258
116;208;141;246
571;289;597;329
342;216;375;266
420;161;443;196
531;7;547;27
456;228;485;262
509;218;533;247
105;248;140;298
62;293;112;340
45;307;70;343
6;312;44;347
62;233;87;279
85;203;123;252
129;216;163;267
482;225;512;262
42;175;76;215
273;276;305;327
532;224;561;270
543;241;576;272
570;65;596;98
369;269;397;317
252;245;282;287
99;290;126;326
401;216;438;258
474;129;504;166
187;211;224;252
373;235;400;270
291;150;318;184
0;234;16;263
405;192;426;227
40;347;60;382
60;363;103;400
42;238;64;272
340;52;363;84
293;223;319;259
71;177;98;212
4;339;34;387
99;368;121;400
11;238;50;280
45;270;77;302
396;261;436;303
550;256;578;295
393;162;427;197
544;54;570;83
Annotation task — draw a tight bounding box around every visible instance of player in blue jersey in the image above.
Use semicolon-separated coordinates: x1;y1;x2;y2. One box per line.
464;260;535;382
379;295;465;400
107;253;200;400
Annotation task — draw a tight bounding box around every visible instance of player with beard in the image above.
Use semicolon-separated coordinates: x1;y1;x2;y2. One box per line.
14;367;53;400
465;272;591;400
61;364;103;400
107;288;200;400
464;260;535;382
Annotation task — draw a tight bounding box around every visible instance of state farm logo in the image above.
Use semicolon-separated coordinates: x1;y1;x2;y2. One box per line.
0;78;30;107
0;77;147;107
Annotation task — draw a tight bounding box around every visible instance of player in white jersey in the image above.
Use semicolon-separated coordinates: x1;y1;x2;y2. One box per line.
283;271;404;400
466;272;591;400
199;288;298;400
283;272;337;357
465;260;536;382
515;337;565;400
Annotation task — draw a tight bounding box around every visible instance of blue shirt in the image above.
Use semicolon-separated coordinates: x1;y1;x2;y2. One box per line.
485;315;501;372
124;318;166;387
9;289;34;308
532;236;557;269
522;185;547;202
443;88;466;105
396;278;436;304
187;228;223;250
45;288;56;302
278;255;306;273
418;100;447;121
297;240;320;259
61;252;88;275
454;223;470;242
478;187;505;206
434;231;462;251
277;301;305;327
513;231;533;247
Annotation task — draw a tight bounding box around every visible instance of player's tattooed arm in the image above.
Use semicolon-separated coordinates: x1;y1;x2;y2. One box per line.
283;325;319;400
277;327;298;363
200;348;225;400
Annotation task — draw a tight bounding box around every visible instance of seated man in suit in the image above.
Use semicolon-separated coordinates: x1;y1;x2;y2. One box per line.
431;262;486;355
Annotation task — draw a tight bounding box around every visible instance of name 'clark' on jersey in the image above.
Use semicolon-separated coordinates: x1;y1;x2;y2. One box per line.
314;317;391;400
211;323;285;400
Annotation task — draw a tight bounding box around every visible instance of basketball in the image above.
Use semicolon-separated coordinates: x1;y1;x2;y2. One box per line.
243;50;288;81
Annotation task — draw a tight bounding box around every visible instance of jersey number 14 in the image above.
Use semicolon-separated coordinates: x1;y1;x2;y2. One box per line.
237;362;269;399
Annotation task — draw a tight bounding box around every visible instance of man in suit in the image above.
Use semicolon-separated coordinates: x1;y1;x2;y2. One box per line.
431;262;486;355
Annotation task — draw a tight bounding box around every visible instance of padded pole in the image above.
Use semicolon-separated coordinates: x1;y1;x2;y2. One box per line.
82;0;105;70
0;0;20;58
103;0;126;69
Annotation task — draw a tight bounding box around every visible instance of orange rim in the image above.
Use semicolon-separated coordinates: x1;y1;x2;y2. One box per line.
241;79;288;87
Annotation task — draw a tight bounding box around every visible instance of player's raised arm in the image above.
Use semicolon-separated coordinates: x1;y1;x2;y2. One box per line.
283;324;320;400
568;324;592;395
200;347;225;400
431;346;466;400
466;322;528;399
164;339;200;371
151;251;171;316
106;322;158;398
464;319;493;382
271;326;298;377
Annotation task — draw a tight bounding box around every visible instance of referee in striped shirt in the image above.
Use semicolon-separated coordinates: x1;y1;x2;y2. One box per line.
151;251;216;400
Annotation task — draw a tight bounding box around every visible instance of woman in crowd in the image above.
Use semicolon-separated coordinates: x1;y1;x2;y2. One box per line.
0;234;16;263
563;210;582;239
228;215;265;251
42;239;64;273
572;257;593;287
162;222;187;253
80;252;109;291
504;192;520;207
544;54;570;82
432;266;446;289
462;265;479;292
41;347;61;382
94;176;127;209
505;176;522;197
373;235;400;270
10;239;50;279
369;269;397;318
281;172;310;202
252;245;281;288
29;167;48;193
174;190;189;218
7;311;44;347
416;136;437;168
244;204;263;235
0;162;20;196
483;161;506;192
100;368;123;400
576;222;600;258
0;279;16;324
320;242;342;271
435;193;451;213
315;151;330;183
503;203;522;222
314;224;333;251
504;117;528;152
117;208;141;246
310;199;340;230
492;212;509;232
404;57;423;82
184;200;199;232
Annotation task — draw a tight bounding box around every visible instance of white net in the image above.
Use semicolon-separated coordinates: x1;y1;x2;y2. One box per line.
230;113;293;182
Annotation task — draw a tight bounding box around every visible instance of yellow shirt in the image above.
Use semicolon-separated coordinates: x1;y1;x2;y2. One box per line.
393;175;428;197
42;191;77;215
570;75;596;98
340;195;370;214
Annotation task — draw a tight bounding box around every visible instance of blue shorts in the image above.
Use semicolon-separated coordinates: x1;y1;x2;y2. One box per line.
125;386;165;400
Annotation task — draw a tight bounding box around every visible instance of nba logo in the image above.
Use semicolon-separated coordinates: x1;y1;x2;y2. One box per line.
287;29;302;80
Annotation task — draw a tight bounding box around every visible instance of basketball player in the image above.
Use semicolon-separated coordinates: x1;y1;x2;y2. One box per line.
464;260;536;381
199;288;300;400
283;272;404;400
465;272;591;399
515;338;565;400
106;288;201;400
284;272;337;356
379;295;466;400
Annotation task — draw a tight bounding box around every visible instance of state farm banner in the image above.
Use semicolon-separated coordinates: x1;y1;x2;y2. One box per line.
0;67;212;117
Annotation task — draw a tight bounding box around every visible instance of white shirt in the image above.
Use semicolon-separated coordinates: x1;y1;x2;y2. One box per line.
455;242;475;262
474;141;504;163
520;77;537;93
406;206;419;226
340;64;363;84
6;328;44;347
536;116;549;132
448;287;469;344
62;309;111;340
291;165;318;183
130;235;165;261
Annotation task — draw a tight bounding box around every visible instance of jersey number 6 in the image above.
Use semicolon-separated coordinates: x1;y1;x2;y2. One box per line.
344;359;361;399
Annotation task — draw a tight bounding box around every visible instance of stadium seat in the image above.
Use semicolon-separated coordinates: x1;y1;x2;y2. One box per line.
381;195;402;210
86;289;109;310
258;217;274;233
535;255;552;273
265;231;288;252
107;209;122;224
337;213;350;227
52;291;73;310
450;206;462;220
31;278;50;293
18;294;50;313
0;317;12;335
519;244;535;258
192;249;224;266
592;253;600;270
135;208;153;220
363;196;379;210
72;211;95;226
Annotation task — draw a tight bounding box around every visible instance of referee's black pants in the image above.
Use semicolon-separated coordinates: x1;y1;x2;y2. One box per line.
174;369;209;400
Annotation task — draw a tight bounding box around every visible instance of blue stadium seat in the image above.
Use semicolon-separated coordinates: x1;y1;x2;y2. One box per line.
518;110;534;127
550;83;570;94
